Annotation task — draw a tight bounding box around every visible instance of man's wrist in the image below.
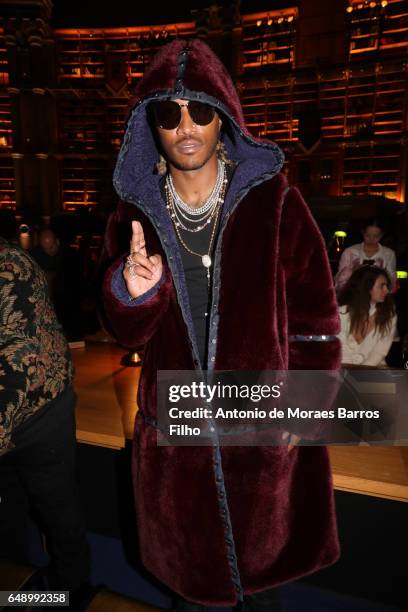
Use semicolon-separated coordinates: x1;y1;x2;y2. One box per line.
112;264;165;306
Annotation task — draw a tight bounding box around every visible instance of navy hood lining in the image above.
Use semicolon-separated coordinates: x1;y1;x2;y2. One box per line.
114;89;284;210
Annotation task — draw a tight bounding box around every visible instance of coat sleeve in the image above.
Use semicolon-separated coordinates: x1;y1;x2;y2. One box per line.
102;256;173;350
280;186;341;371
101;206;174;350
364;316;397;366
0;257;31;455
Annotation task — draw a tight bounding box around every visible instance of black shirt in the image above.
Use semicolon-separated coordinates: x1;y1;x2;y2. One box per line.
160;169;232;366
178;213;221;366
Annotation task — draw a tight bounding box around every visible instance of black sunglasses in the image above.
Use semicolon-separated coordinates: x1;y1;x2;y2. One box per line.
151;100;216;130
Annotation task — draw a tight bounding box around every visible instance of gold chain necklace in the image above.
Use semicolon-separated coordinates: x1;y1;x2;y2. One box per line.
165;178;227;288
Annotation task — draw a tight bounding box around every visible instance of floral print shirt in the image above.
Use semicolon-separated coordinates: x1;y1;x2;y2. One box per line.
0;238;74;455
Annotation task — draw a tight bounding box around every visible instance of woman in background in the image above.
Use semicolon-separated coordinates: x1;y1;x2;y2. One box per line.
335;221;396;292
338;266;396;366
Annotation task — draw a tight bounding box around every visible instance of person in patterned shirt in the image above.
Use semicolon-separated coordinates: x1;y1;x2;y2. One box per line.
0;218;90;598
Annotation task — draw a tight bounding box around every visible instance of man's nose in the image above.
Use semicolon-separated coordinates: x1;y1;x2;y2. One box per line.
176;107;195;134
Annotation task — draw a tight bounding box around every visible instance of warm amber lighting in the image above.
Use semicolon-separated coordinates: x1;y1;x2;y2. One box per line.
256;19;262;26
0;136;7;147
278;17;284;24
287;15;294;22
381;0;388;6
358;3;364;8
267;18;273;26
369;1;376;7
346;6;353;13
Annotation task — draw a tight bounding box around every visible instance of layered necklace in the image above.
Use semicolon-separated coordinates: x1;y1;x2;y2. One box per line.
165;159;228;287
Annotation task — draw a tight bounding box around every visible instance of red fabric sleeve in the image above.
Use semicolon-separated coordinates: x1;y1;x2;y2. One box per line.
102;257;173;350
280;186;341;371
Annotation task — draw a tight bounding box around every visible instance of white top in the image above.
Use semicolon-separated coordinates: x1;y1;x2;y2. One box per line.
335;242;396;291
338;306;397;366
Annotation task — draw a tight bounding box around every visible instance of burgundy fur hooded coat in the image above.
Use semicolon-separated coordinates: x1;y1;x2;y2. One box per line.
103;39;341;606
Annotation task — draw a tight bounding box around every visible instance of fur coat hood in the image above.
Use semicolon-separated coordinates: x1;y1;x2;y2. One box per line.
113;38;284;211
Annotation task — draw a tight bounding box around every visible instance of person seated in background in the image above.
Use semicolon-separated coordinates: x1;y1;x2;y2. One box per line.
334;221;396;293
0;220;90;600
31;228;84;342
338;266;397;366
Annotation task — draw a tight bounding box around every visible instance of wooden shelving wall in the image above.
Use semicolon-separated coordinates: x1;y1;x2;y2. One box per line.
241;9;297;71
0;2;406;213
0;25;13;210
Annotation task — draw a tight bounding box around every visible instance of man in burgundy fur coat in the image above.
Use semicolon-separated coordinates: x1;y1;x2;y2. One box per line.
102;39;341;611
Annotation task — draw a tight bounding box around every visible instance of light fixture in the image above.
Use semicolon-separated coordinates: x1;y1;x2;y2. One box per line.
358;3;364;8
396;271;408;279
381;0;388;5
346;6;353;12
278;17;284;24
256;19;262;27
334;231;347;238
267;17;273;26
287;15;294;22
369;1;376;7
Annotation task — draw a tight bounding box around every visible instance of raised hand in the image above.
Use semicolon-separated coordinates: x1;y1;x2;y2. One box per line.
123;221;163;299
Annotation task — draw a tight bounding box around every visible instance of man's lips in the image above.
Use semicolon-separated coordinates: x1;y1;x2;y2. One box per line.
176;140;202;154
